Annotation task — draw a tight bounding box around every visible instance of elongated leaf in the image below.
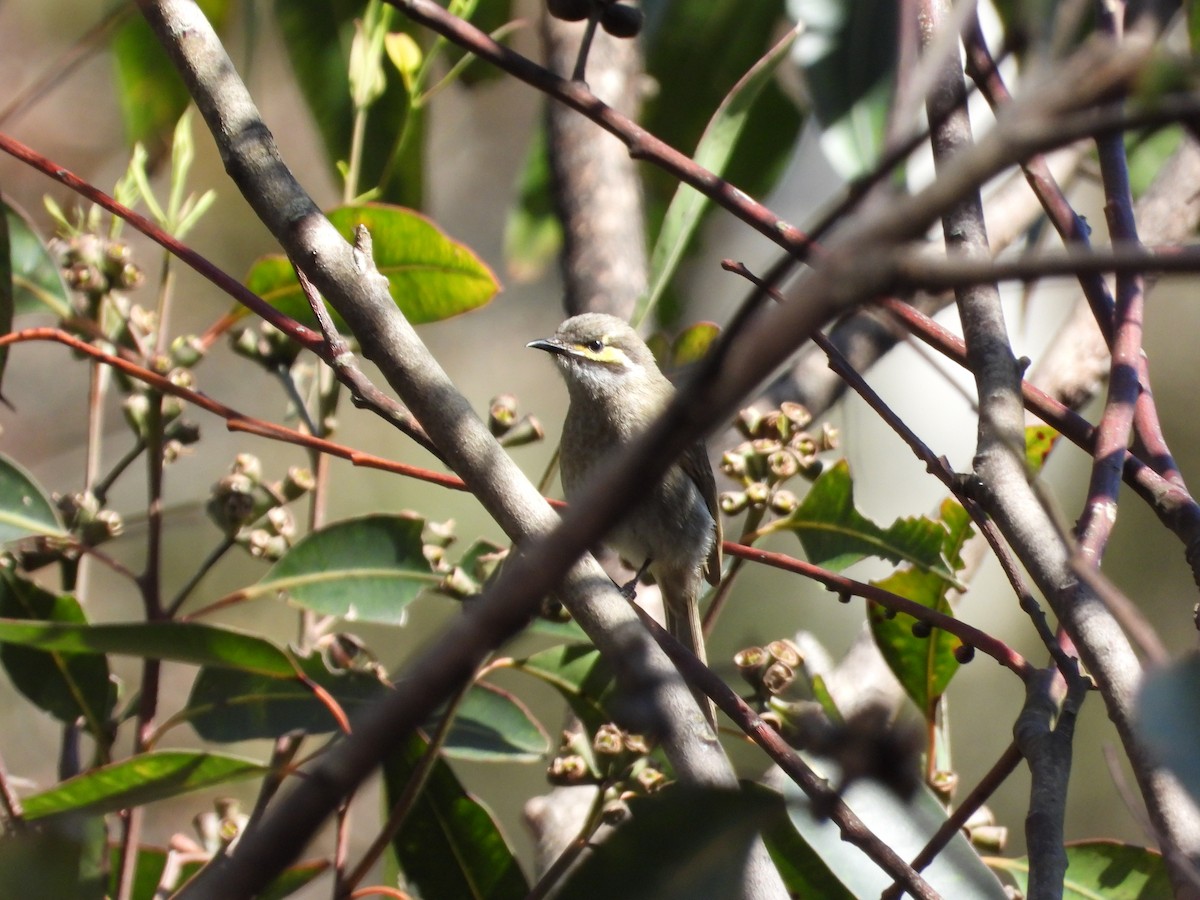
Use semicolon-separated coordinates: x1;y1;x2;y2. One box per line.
111;0;232;154
788;0;897;179
557;786;777;900
21;751;266;820
183;650;386;742
244;205;497;328
767;460;957;582
0;452;65;543
640;28;799;324
0;573;115;732
273;1;424;206
386;733;529;899
109;844;328;900
6;199;71;318
250;514;439;624
438;681;549;763
0;618;293;676
753;782;854;899
781;763;1008;898
511;643;612;732
988;841;1169;899
869;499;973;717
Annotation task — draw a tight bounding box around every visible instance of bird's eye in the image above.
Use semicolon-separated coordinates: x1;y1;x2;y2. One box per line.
585;339;604;353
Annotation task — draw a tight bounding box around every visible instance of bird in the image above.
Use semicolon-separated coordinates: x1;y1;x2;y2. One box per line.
528;313;722;723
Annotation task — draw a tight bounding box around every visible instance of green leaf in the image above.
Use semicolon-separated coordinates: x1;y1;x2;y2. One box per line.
789;0;897;180
511;643;612;733
557;786;777;900
750;782;854;898
502;126;561;283
989;841;1169;899
0;573;115;732
21;751;267;820
781;765;1008;898
641;0;803;253
0;827;106;899
0;618;294;676
1025;424;1060;477
1137;653;1200;804
438;681;549;763
385;732;529;899
244;204;498;328
639;27;799;324
273;0;424;206
182;650;386;742
5;199;71;318
110;0;232;154
868;499;973;717
767;459;958;582
249;513;439;624
670;322;720;369
0;452;65;542
1126;127;1183;199
108;844;328;900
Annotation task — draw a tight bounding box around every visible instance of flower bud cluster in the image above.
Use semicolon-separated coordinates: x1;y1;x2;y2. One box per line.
735;638;803;702
719;402;838;517
230;321;303;370
205;454;313;560
55;233;144;309
55;490;123;548
488;394;544;448
425;518;509;601
546;723;663;805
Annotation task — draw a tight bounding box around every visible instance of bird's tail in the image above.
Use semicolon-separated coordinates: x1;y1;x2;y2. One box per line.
665;594;717;730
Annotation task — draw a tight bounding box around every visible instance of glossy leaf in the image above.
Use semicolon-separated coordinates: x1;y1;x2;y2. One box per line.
108;844;327;900
781;763;1008;898
385;732;529;899
869;499;973;717
0;452;65;543
640;27;799;323
244;205;497;328
767;459;957;582
1137;653;1200;804
249;513;439;624
511;643;612;732
989;841;1169;899
111;0;232;154
273;0;424;206
5;199;71;318
438;681;549;762
556;786;777;900
0;573;115;732
183;650;385;742
788;0;896;180
21;751;266;820
0;617;293;676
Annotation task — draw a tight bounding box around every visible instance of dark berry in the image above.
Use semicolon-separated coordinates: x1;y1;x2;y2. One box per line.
547;0;591;22
600;3;643;37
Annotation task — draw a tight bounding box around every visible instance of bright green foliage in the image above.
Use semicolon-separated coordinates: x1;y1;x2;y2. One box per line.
0;452;65;543
4;200;70;318
766;459;958;582
990;841;1170;899
21;751;267;820
868;499;974;718
244;204;498;329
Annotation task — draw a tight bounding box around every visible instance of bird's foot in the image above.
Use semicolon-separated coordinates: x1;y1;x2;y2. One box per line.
617;558;653;600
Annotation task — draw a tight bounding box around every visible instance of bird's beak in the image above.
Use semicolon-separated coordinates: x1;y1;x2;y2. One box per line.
526;337;567;356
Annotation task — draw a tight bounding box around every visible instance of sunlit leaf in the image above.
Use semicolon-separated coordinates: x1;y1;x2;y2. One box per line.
243;205;498;328
21;751;266;820
765;459;957;582
0;617;294;676
385;732;529;899
437;681;549;763
1024;424;1060;477
0;573;115;733
988;841;1169;899
670;322;720;369
511;643;612;733
0;452;64;543
868;499;973;717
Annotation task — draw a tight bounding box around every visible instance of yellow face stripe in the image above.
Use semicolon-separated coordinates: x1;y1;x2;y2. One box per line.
572;343;630;366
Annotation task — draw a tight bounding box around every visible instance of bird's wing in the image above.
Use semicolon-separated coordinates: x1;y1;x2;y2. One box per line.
681;441;723;586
